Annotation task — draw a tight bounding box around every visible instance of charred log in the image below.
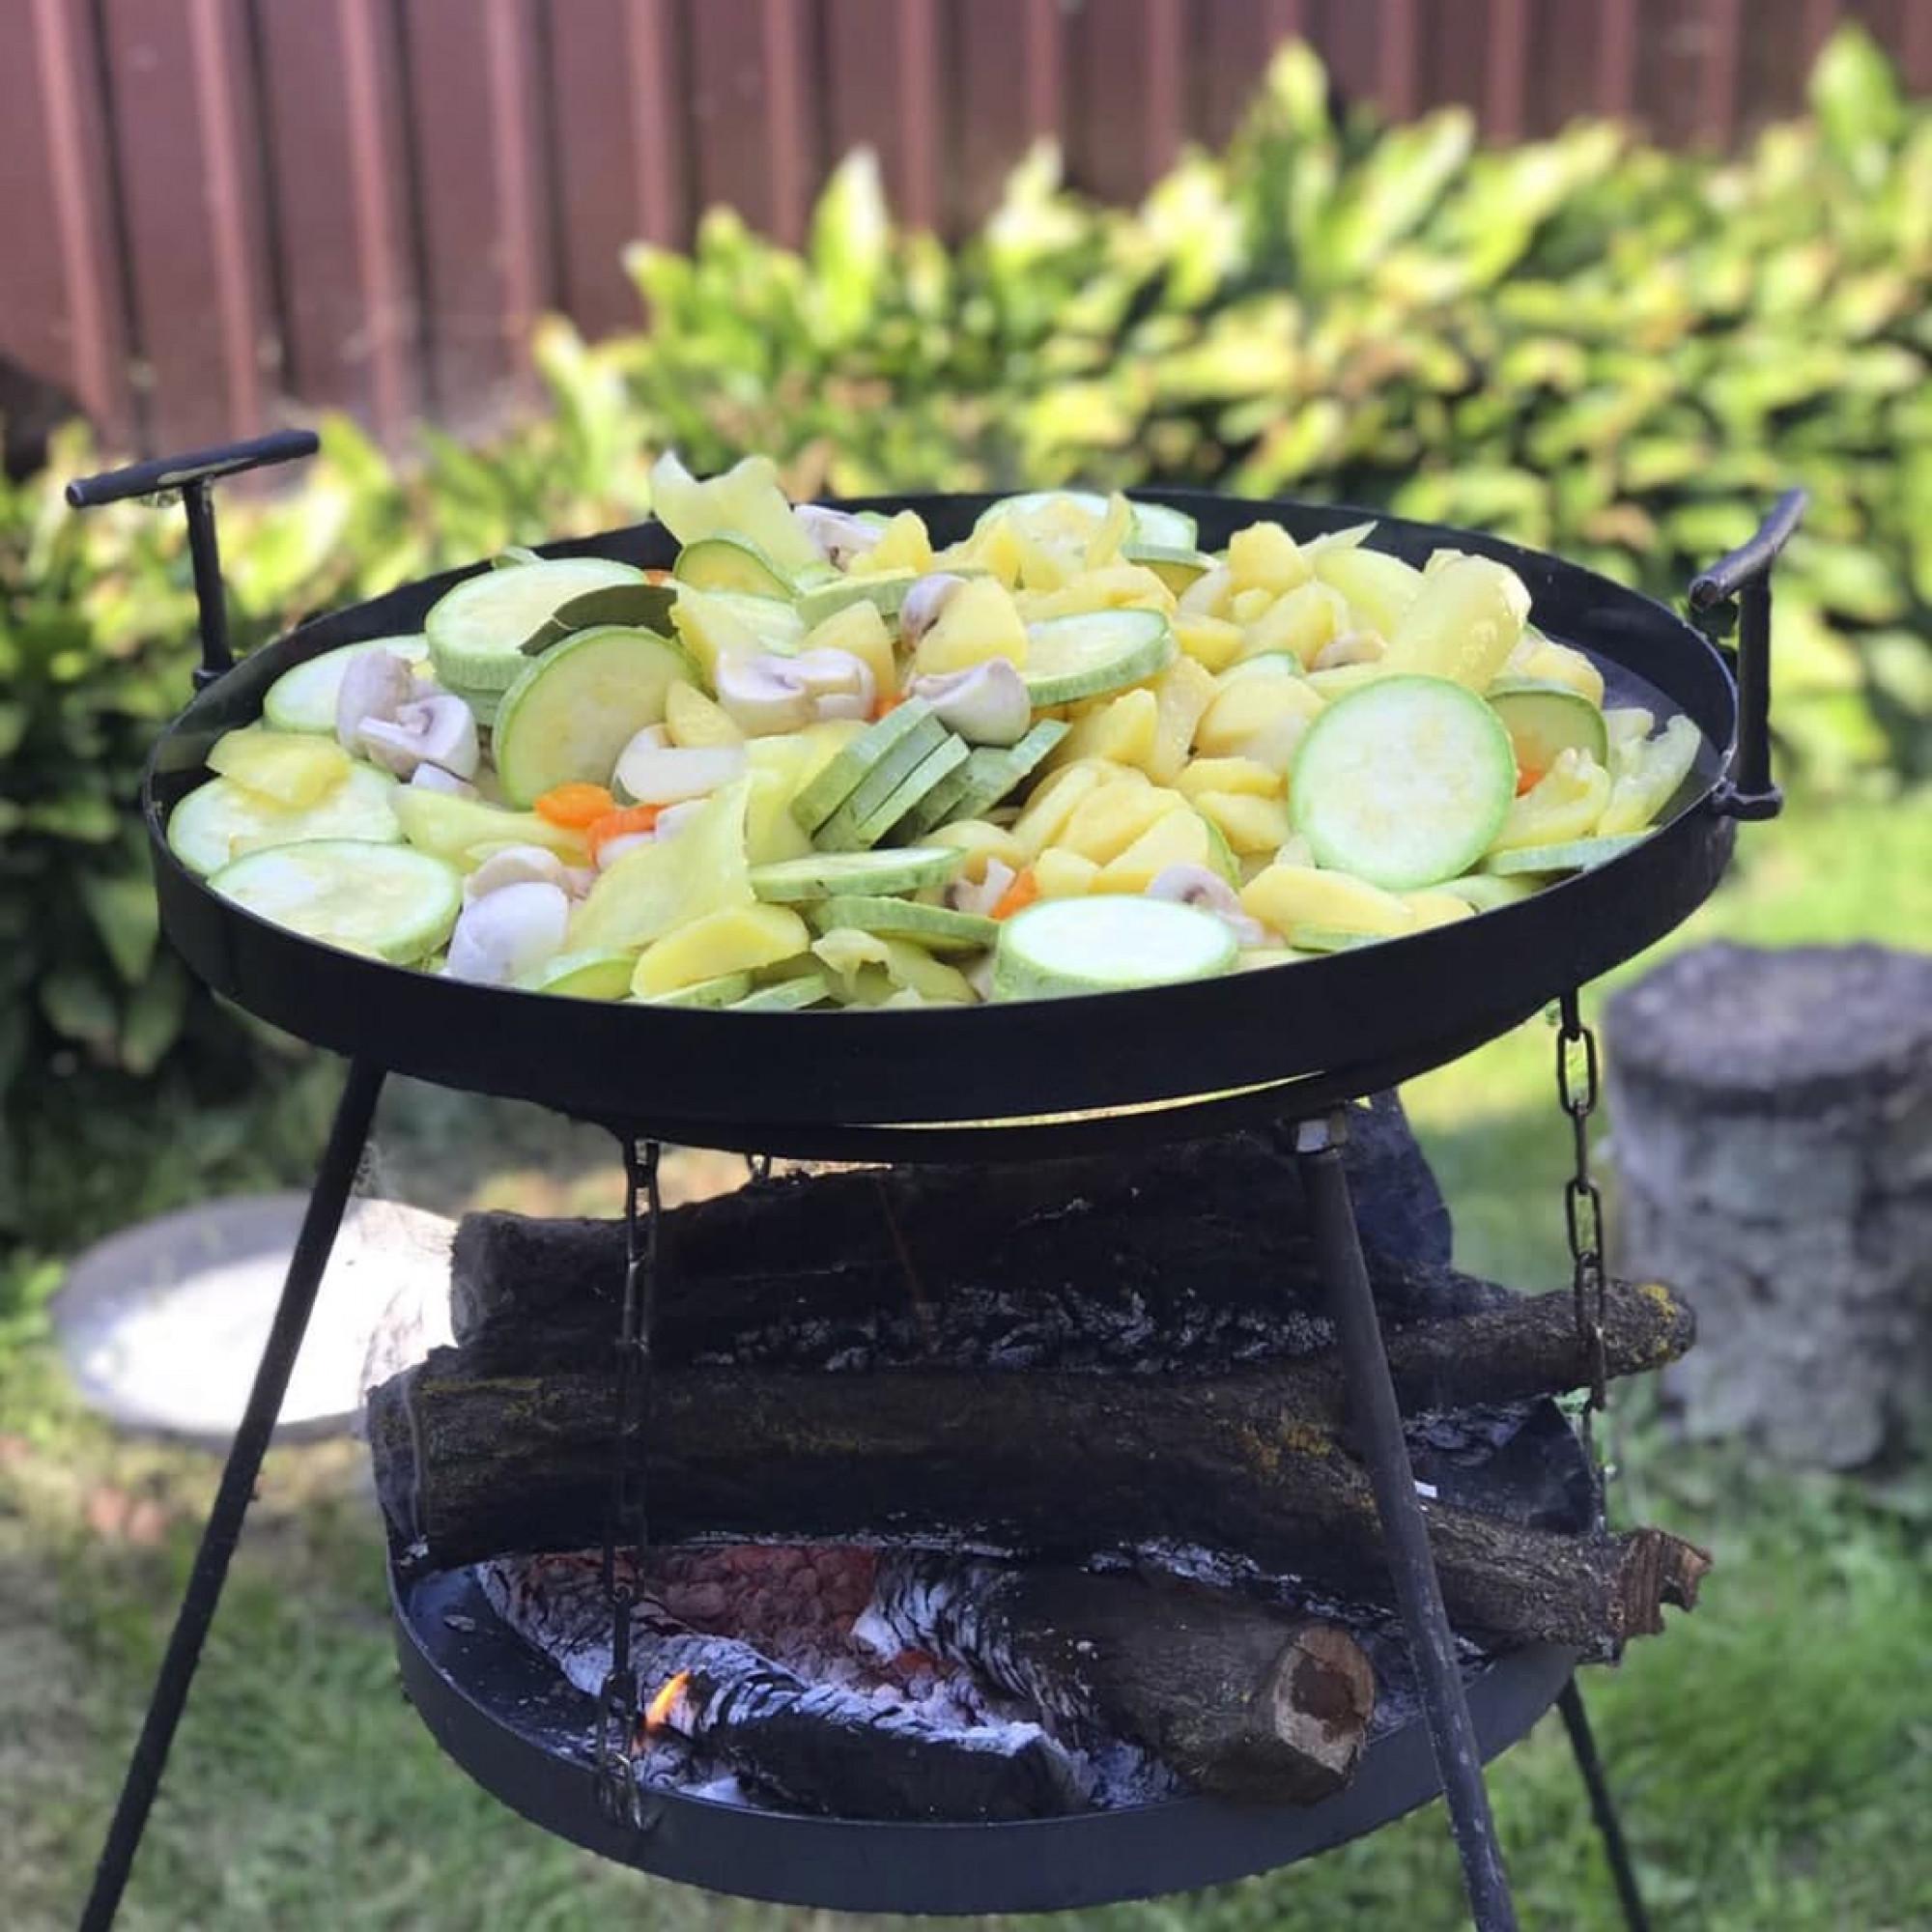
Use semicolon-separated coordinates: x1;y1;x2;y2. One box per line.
860;1555;1376;1804
448;1107;1463;1375
476;1556;1084;1821
371;1284;1708;1658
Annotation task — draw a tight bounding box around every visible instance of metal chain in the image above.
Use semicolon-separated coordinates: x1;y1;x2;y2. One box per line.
594;1136;664;1827
1556;989;1610;1529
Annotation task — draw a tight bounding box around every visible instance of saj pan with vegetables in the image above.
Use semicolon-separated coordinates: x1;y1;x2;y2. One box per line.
168;456;1703;1009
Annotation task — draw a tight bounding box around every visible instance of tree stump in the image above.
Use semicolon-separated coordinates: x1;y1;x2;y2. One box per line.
1605;943;1932;1468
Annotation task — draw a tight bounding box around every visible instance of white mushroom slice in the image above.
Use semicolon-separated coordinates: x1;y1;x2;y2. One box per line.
947;859;1016;917
908;658;1031;746
795;503;882;568
613;738;747;806
409;763;478;798
1147;864;1269;947
464;843;571;903
714;653;815;736
444;881;570;984
410;671;446;701
357;695;480;779
1312;629;1386;670
791;647;876;723
335;648;418;752
594;831;657;871
899;573;967;647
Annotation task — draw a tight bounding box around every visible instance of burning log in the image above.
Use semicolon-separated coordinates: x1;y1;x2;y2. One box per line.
476;1555;1086;1821
859;1555;1377;1804
369;1279;1707;1657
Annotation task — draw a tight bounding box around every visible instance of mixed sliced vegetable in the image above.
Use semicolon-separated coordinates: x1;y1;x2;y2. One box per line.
174;455;1707;1008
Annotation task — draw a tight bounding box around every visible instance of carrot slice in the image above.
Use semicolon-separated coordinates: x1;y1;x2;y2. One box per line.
871;691;906;722
535;781;616;828
990;867;1039;920
585;803;661;859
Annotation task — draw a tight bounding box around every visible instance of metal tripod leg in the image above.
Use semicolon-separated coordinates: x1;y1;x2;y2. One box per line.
1295;1113;1519;1932
1559;1678;1651;1932
77;1060;386;1932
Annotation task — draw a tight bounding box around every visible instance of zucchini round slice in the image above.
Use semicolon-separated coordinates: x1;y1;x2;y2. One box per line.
210;839;461;962
809;896;998;953
1483;833;1647;877
1487;679;1608;783
991;895;1236;1001
492;625;699;806
425;556;646;692
262;635;429;733
166;764;402;877
1022;610;1175;705
1290;674;1516;891
976;491;1198;552
751;846;964;902
673;535;796;600
732;972;833;1010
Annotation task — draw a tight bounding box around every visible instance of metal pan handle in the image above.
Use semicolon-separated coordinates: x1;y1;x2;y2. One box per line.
67;430;321;690
1688;487;1806;821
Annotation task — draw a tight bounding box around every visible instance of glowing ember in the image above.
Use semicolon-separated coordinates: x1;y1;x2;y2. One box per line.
643;1670;691;1734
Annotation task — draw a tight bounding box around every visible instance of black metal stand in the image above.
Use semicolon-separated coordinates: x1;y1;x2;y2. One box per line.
1296;1111;1520;1931
77;1060;384;1932
1559;1678;1652;1932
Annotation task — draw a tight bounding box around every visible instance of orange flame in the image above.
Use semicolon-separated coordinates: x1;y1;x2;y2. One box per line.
643;1670;692;1735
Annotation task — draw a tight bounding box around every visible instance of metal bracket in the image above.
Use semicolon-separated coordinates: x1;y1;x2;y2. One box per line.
65;430;321;691
1689;488;1806;823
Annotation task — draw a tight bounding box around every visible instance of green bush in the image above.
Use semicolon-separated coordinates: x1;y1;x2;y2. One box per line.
1;28;1925;1250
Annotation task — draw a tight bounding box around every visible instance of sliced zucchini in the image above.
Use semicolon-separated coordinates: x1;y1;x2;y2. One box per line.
167;764;402;878
1023;610;1175;705
425;557;647;692
991;895;1236;1001
751;845;964;902
793;570;918;629
1290;674;1517;891
1435;873;1537;912
790;699;939;834
1123;545;1214;595
732;972;833;1011
519;949;637;1000
815;733;969;853
809;896;998;953
1488;679;1608;782
210;839;461;962
673;535;797;600
975;492;1199;551
905;719;1069;837
638;972;756;1009
492;625;698;806
495;546;546;568
262;635;429;733
1483;833;1647;876
1290;926;1389;954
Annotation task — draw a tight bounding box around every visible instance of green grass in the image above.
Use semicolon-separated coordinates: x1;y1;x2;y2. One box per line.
2;795;1928;1930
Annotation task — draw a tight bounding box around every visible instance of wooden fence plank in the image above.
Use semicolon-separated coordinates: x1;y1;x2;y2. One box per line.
822;0;942;229
98;0;274;451
1068;0;1187;203
1194;0;1301;148
0;0;134;447
399;0;550;429
953;0;1063;225
685;0;815;246
253;0;415;441
547;0;685;339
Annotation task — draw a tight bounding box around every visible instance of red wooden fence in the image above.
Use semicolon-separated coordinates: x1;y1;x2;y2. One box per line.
4;0;1929;457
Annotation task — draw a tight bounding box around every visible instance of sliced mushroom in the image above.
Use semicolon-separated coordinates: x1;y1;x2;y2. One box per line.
409;763;478;799
464;844;571;903
357;695;480;780
335;648;418;752
613;735;747;805
1146;864;1269;947
946;858;1016;917
714;654;815;736
908;658;1031;746
795;503;882;569
444;880;570;985
899;573;967;647
1312;629;1386;671
791;647;876;723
